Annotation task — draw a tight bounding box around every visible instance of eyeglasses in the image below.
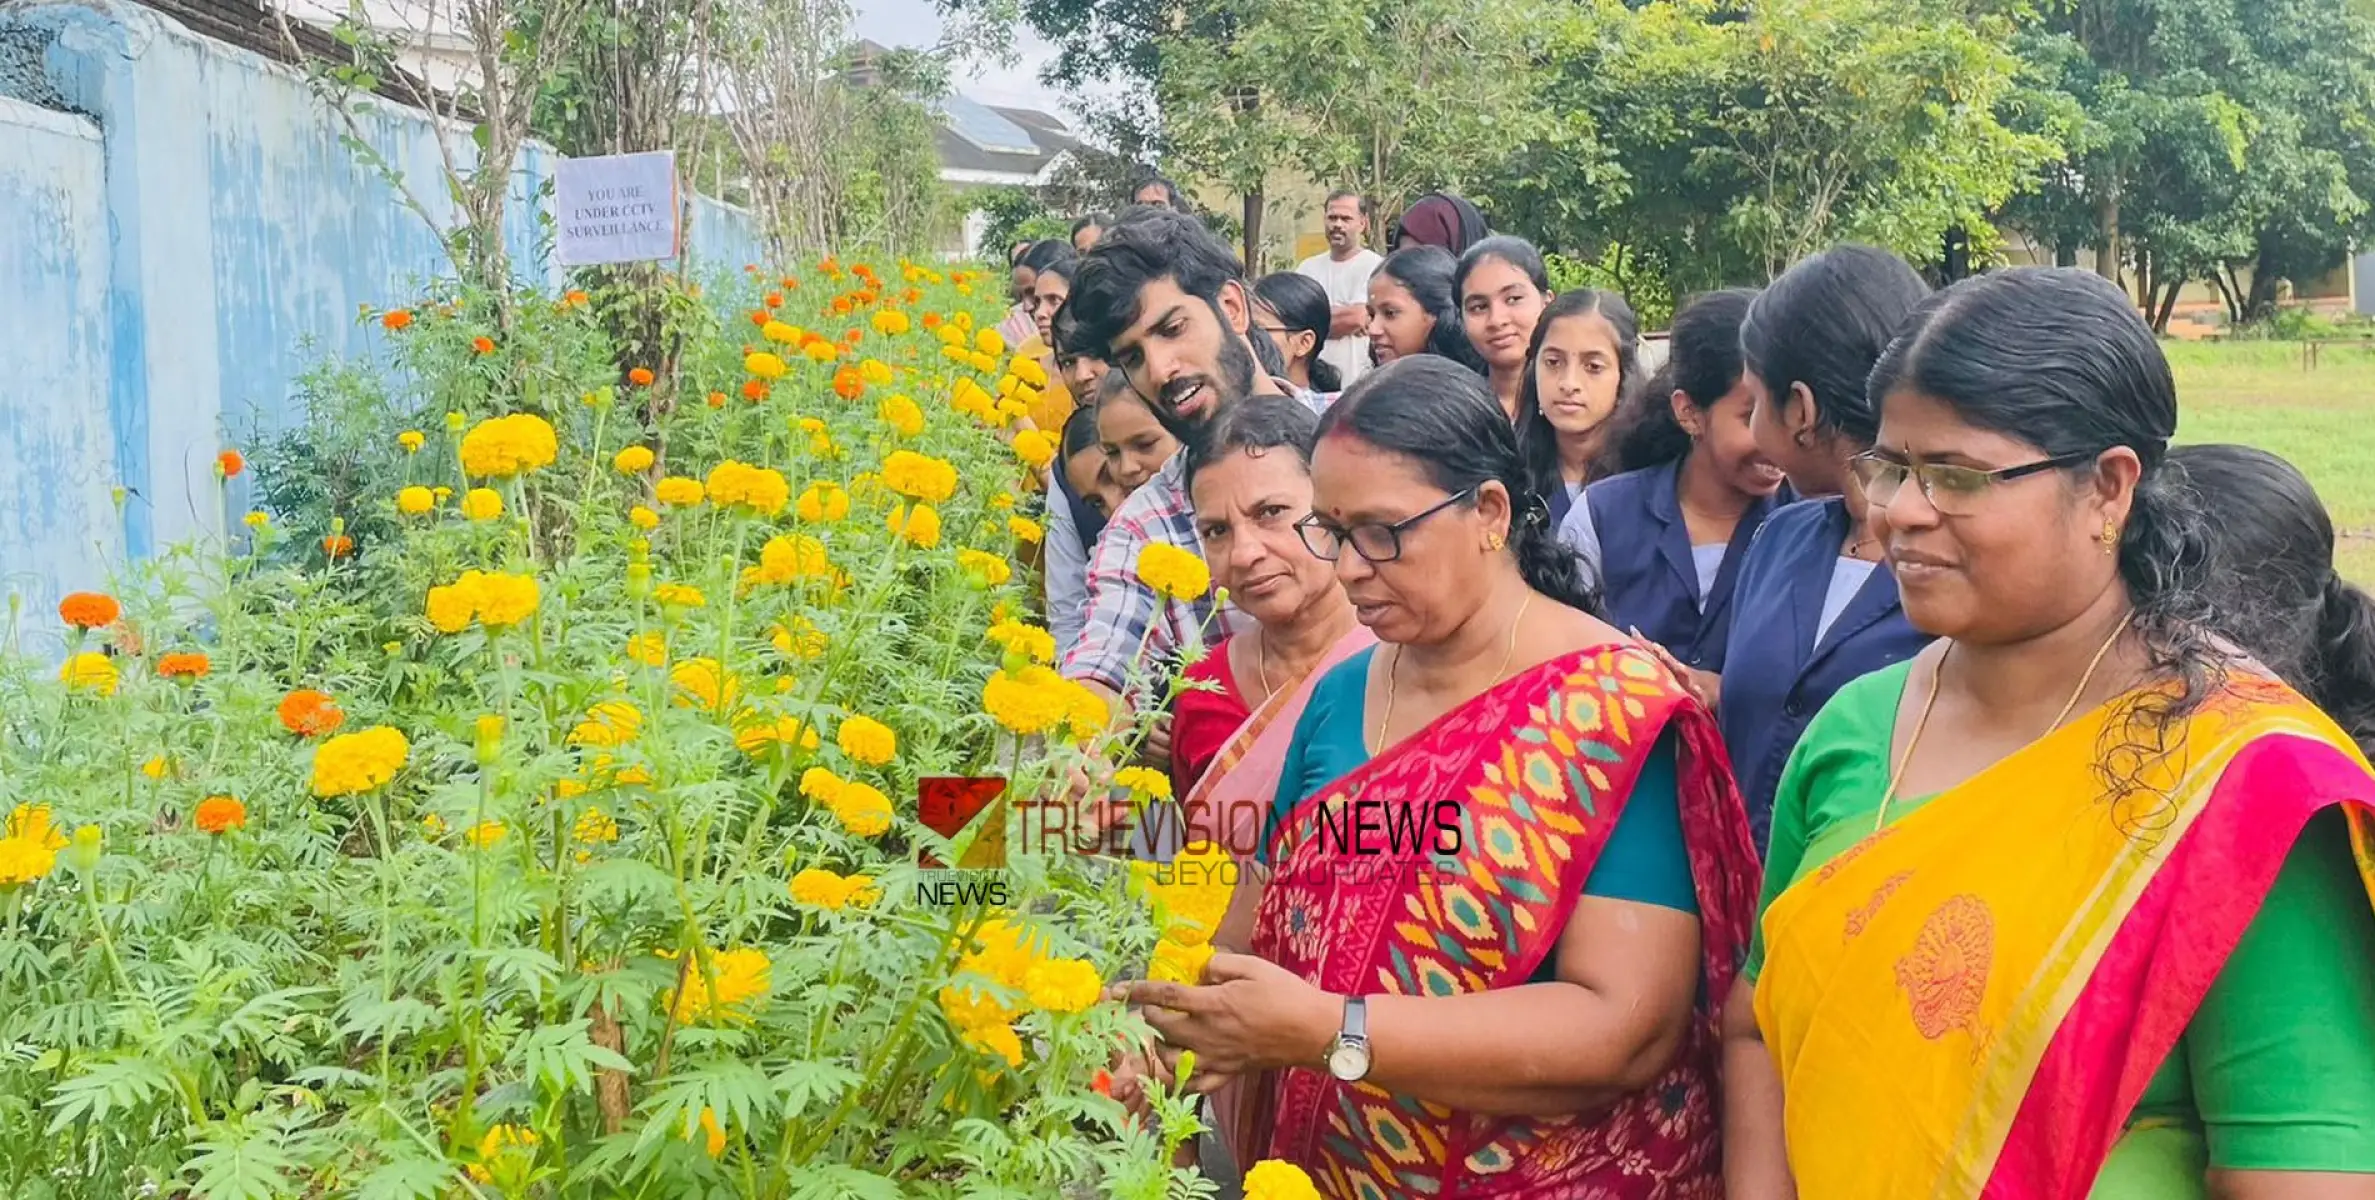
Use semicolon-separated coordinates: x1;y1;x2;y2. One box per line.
1295;486;1479;563
1848;450;2099;516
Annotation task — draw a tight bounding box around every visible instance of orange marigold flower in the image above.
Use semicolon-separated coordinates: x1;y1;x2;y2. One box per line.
472;336;495;355
780;276;799;289
381;309;414;331
749;309;771;327
58;591;120;629
156;652;211;679
322;534;354;559
764;291;783;308
832;366;865;401
564;289;590;307
627;367;656;387
216;449;246;478
741;379;768;401
194;794;247;835
921;312;943;329
278;689;345;737
831;295;854;315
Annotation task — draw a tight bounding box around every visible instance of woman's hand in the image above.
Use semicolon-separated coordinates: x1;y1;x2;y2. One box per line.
1137;711;1175;772
1633;630;1722;712
1125;952;1339;1081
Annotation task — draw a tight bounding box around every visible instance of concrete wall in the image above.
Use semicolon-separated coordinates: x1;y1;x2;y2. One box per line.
0;0;759;640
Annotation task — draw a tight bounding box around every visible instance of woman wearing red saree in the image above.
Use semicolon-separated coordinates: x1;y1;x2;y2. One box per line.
1721;268;2375;1200
1126;356;1763;1197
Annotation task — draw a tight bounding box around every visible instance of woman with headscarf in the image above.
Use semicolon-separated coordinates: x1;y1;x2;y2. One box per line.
1390;191;1488;255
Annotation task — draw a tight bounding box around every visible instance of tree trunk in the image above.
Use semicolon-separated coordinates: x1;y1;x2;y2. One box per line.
2245;237;2284;324
1243;188;1265;273
1941;225;1971;283
2151;278;2185;334
2055;239;2079;269
2134;249;2154;312
2094;182;2121;281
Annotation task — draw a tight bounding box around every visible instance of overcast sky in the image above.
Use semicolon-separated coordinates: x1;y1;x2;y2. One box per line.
850;0;1070;116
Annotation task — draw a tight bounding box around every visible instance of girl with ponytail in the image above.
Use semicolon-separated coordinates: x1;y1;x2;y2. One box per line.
1125;355;1762;1196
1724;267;2375;1200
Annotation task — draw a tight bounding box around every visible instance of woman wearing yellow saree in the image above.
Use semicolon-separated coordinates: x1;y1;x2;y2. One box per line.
1722;268;2375;1200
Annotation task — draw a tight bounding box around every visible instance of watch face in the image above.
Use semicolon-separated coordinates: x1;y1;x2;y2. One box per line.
1327;1041;1370;1082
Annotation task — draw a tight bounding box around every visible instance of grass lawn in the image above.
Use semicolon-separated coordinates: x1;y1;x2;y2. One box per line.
2167;341;2375;584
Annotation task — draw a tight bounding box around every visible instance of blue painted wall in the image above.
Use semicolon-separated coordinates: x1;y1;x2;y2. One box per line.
0;1;760;643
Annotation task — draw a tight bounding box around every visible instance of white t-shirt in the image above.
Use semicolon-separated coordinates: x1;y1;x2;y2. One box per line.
1559;497;1728;603
1297;248;1383;387
1816;558;1881;644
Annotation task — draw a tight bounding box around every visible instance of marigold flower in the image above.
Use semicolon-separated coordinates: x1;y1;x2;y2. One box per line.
887;503;942;548
397;485;435;515
802;340;839;364
278;688;344;736
974;328;1006;357
882;450;959;504
398;430;426;453
457;413;558;478
836;715;897;766
1132;841;1237;948
573;807;619;845
654;582;706;608
156;652;211;680
670;658;741;713
876;394;925;438
140;756;174;781
1011;355;1049;388
654;476;704;507
425;569;540;630
564;289;590;307
922;312;943;330
311;725;410;797
627;367;656;386
322;534;355;559
1135;543;1212;601
1242;1160;1324;1200
871;309;910;336
706;461;790;516
211;449;246;479
1011;429;1059;471
708;390;730;408
1023;958;1102;1014
461;487;504;522
1008;516;1044;545
752;535;839;587
381;309;413;331
194;795;247;835
957;549;1013;588
569;700;644;747
735;715;821;756
464;820;508;848
243;510;271;529
794;481;849;524
827;781;893;837
58;591;119;629
662;945;771;1024
741;379;769;402
1114;766;1173;802
981;665;1076;737
626;632;667;666
629;505;659;529
1149;937;1216;985
985;618;1056;665
789;867;878;911
745;351;788;380
467;1124;538;1186
471;336;495;355
613;445;655;473
58;653;117;696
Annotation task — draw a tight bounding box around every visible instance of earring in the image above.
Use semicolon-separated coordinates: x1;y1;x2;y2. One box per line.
2100;520;2119;555
1485;532;1507;551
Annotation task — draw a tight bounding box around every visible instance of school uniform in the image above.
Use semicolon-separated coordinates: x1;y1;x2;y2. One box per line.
1718;497;1933;846
1557;463;1784;673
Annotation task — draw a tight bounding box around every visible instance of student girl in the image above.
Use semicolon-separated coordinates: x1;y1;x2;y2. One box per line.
1454;235;1553;420
1252;272;1343;394
1714;246;1933;841
1364;246;1485;373
1516;289;1639;526
1559;289;1788;679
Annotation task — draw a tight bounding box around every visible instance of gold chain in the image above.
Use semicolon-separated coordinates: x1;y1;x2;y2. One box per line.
1373;592;1533;754
1872;612;2132;834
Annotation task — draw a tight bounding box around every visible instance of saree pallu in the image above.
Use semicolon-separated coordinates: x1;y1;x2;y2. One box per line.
1247;644;1762;1198
1755;675;2375;1200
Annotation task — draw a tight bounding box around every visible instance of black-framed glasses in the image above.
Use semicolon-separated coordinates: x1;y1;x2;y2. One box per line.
1295;485;1479;563
1848;450;2099;516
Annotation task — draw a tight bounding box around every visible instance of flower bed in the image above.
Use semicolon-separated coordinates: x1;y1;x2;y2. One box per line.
0;260;1249;1198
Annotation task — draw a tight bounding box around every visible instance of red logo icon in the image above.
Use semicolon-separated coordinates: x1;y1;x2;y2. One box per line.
917;776;1008;868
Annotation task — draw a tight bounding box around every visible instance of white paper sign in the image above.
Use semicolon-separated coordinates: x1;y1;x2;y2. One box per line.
555;151;681;267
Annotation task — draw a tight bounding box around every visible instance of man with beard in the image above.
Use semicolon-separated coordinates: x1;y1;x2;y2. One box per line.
1060;208;1328;737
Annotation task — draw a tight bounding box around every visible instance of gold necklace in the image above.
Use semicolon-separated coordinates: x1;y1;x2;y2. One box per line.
1872;612;2133;833
1373;592;1533;754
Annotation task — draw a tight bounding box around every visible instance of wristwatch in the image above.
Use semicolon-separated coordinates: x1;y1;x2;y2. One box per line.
1325;995;1371;1082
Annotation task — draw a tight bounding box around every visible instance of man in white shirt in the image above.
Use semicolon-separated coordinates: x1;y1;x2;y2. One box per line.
1295;191;1384;387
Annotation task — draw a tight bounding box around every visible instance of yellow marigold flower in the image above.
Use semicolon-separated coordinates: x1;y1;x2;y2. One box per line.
662;945;771;1024
859;358;894;387
936;324;967;347
1010;355;1049;388
615;763;654;786
425;580;474;633
473;570;541;627
877;394;925;438
881;450;959;504
745;351;788;380
972;350;1002;375
798;766;846;804
964;1021;1024;1067
871;309;910;336
991;492;1016;511
981;666;1072;737
754;535;838;586
58;653;117;696
461;487;504;522
654;583;705;608
458;412;558;478
243;510;270;529
0;804;68;887
770;616;829;660
789;482;844;525
140;756;172;781
974;328;1006;357
613;445;655;473
951;377;996;421
802;340;839;364
1131;841;1237;947
464;819;508;849
828;782;893;838
654;476;704;507
670;658;740;713
706;461;790;516
761;320;799;344
1149;936;1216;985
887;503;942;549
1135;543;1212;601
572;807;619;845
628;505;660;530
311;725;410;797
1242;1160;1325;1200
957;549;1013;589
789;867;879;910
568;700;643;747
1011;429;1059;471
1023;958;1102;1014
734;715;820;756
836;715;897;765
396;485;435;515
626;632;667;666
985;618;1056;665
1113;766;1173;802
467;1124;540;1186
1008;516;1044;545
398;430;426;453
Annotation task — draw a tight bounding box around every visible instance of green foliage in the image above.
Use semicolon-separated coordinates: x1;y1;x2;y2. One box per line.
1546;248;1677;332
971;188;1070;261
